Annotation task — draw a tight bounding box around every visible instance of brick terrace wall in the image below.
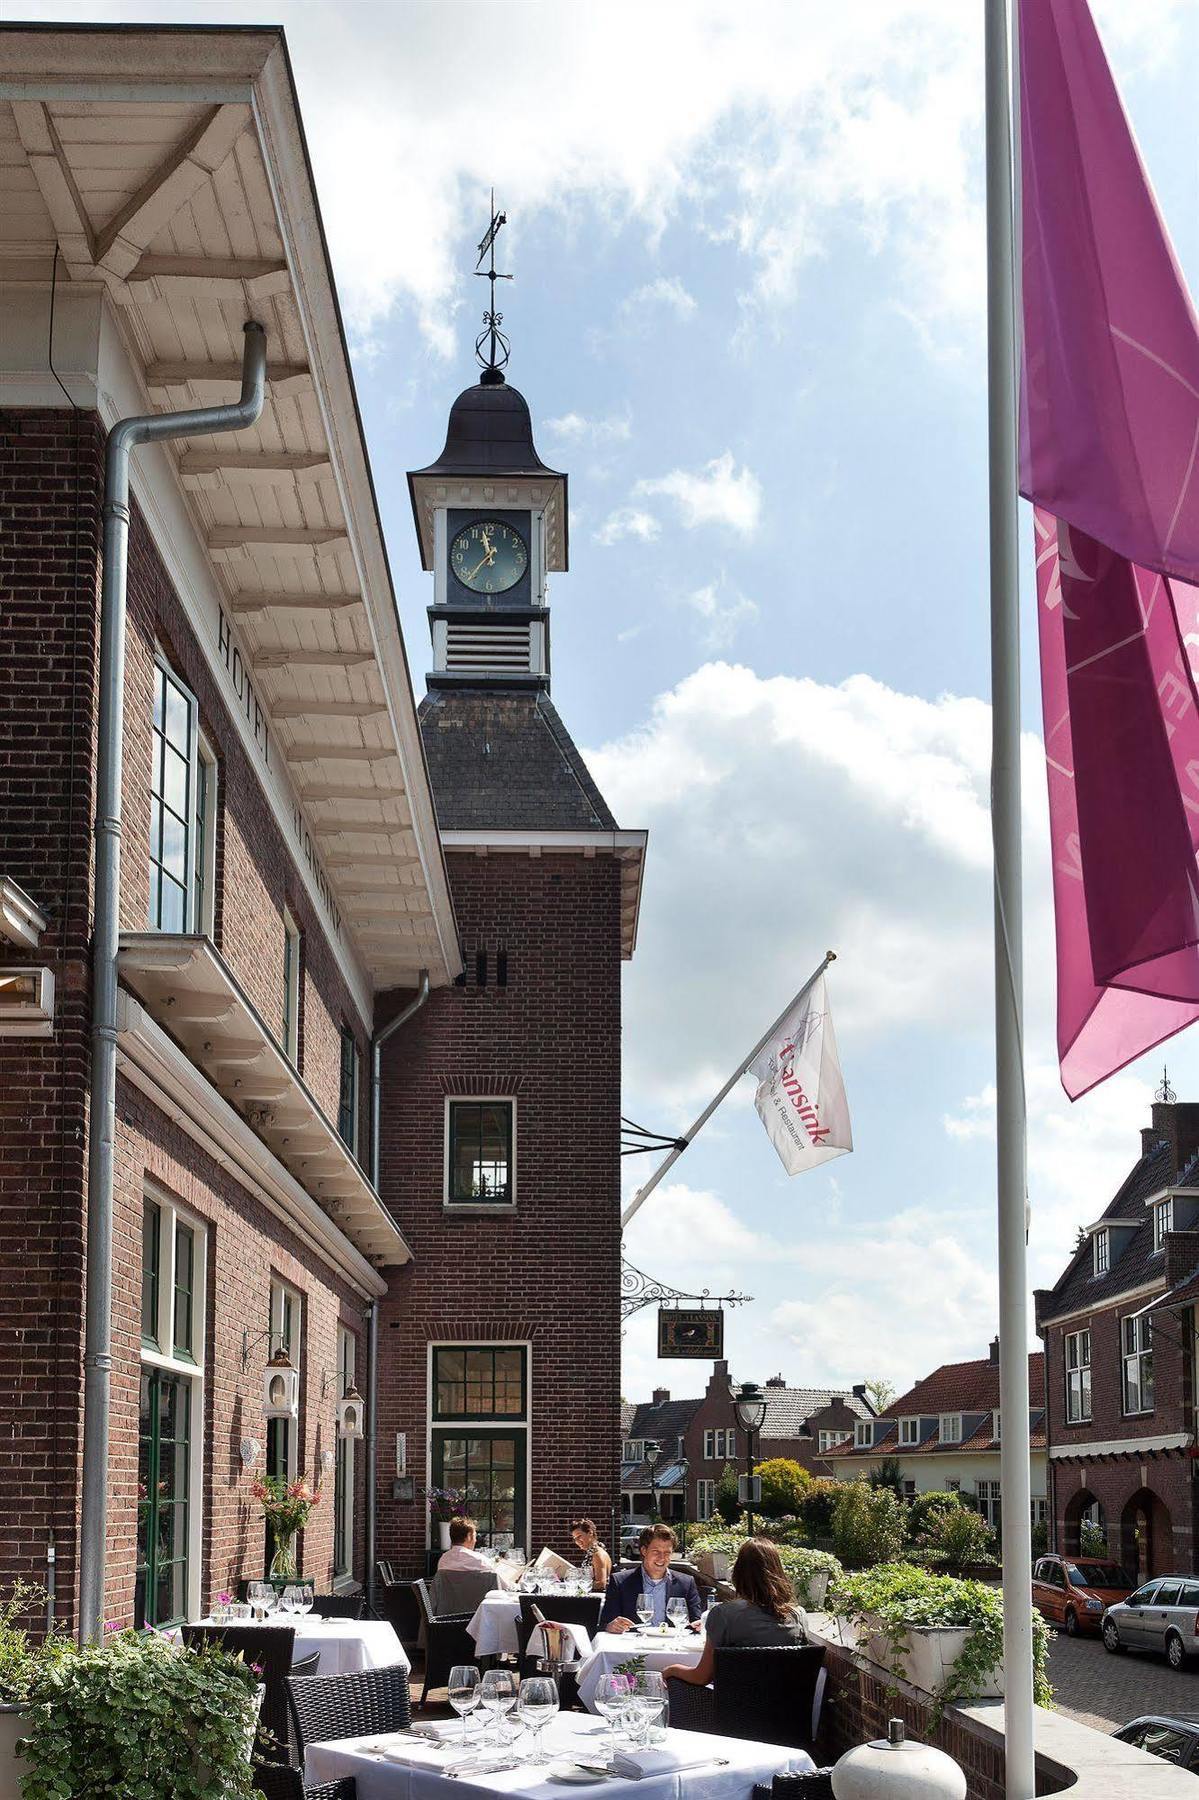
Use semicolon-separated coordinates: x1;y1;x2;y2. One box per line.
376;850;623;1569
0;408;104;1622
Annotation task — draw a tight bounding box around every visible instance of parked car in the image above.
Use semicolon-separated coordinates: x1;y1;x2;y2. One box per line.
1103;1577;1199;1668
1031;1552;1134;1635
1114;1713;1199;1771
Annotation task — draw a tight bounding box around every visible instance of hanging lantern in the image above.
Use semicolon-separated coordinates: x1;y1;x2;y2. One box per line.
262;1345;299;1422
337;1384;365;1440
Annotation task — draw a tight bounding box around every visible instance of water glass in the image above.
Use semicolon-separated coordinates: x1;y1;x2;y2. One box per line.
448;1664;481;1745
247;1581;270;1621
479;1668;517;1747
635;1591;654;1628
518;1676;559;1764
593;1673;630;1757
666;1598;688;1632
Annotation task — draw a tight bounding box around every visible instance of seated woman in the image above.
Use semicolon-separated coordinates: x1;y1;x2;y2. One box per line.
570;1517;613;1590
662;1538;804;1687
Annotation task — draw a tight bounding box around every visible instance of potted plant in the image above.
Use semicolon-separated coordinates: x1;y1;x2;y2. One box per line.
422;1485;468;1550
18;1625;262;1799
250;1473;321;1580
688;1531;842;1609
0;1582;60;1794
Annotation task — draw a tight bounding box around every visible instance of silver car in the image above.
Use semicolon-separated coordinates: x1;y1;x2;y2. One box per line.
1102;1577;1199;1669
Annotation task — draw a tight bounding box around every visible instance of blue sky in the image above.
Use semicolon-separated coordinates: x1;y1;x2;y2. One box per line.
28;0;1199;1398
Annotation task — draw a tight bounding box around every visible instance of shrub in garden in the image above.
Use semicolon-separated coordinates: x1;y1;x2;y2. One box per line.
832;1479;906;1568
1030;1519;1048;1556
800;1478;841;1540
866;1455;904;1497
924;1504;995;1573
754;1458;810;1519
1079;1519;1108;1558
715;1463;741;1527
906;1489;963;1543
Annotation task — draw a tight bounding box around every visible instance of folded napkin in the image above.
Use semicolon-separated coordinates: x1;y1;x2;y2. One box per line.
358;1737;444;1768
529;1619;593;1661
610;1749;724;1780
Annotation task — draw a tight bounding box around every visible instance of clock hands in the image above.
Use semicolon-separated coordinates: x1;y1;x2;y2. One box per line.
466;527;498;582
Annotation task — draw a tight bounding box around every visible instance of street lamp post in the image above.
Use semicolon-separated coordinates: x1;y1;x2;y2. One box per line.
733;1381;768;1537
644;1439;662;1524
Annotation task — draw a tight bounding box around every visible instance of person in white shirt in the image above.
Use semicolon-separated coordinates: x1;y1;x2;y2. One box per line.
437;1516;492;1573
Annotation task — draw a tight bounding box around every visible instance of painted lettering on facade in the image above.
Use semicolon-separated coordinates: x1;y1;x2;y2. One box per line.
218;605;270;768
292;804;343;940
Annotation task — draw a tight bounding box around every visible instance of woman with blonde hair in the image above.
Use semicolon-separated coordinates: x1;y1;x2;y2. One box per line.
662;1538;804;1686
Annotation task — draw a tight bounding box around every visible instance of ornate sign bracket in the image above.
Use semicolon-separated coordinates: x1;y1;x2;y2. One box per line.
620;1257;752;1322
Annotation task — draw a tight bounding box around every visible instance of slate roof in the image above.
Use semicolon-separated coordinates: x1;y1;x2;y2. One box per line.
760;1387;873;1438
409;379;563;482
623;1397;703;1446
418;688;618;832
1039;1138;1176;1321
823;1351;1045;1461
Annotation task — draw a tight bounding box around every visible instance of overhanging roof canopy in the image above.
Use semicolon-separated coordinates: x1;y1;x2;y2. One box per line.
0;24;461;993
118;933;412;1266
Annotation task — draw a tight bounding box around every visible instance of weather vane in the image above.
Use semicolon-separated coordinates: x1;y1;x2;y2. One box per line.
475;188;512;383
1157;1064;1176;1104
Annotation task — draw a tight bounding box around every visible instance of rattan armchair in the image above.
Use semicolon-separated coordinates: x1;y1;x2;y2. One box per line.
412;1577;478;1708
307;1593;366;1620
286;1664;413;1761
667;1644;826;1753
252;1765;359;1800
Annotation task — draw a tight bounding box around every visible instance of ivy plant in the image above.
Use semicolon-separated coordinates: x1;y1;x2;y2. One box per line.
19;1627;263;1800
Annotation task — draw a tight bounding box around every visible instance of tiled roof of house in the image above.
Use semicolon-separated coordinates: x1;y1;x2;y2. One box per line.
622;1397;702;1447
759;1387;873;1438
418;689;617;831
1039;1138;1175;1320
823;1350;1045;1460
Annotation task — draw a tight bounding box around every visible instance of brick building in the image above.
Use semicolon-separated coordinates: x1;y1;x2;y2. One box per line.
1035;1095;1199;1580
621;1363;871;1524
823;1342;1048;1532
0;25;638;1633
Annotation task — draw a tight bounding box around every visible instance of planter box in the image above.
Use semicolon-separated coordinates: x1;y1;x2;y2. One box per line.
795;1570;829;1610
840;1614;1004;1700
0;1704;30;1800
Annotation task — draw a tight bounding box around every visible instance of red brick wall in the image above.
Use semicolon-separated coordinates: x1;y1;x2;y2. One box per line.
375;849;623;1570
0;408;104;1620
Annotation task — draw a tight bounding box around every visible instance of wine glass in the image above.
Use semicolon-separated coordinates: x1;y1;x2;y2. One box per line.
666;1598;688;1632
479;1668;517;1747
635;1671;666;1745
448;1664;481;1745
518;1676;559;1765
635;1590;654;1629
593;1673;630;1759
281;1585;303;1617
295;1586;313;1618
247;1581;269;1621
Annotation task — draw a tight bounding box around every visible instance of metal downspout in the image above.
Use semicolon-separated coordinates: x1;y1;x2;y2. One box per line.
366;970;429;1611
79;321;267;1643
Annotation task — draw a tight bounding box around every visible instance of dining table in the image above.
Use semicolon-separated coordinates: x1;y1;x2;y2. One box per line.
574;1630;705;1715
305;1709;811;1799
188;1612;409;1678
466;1588;595;1659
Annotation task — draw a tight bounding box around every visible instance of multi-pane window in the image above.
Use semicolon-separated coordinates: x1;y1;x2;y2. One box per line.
696;1478;717;1521
1122;1314;1154;1414
136;1188;205;1630
333;1326;355;1579
337;1026;357;1151
1093;1230;1110;1276
149;660;198;932
1065;1329;1091;1422
433;1346;527;1420
1030;1497;1048;1526
854;1421;873;1450
282;912;301;1064
193;739;217;935
1154;1198;1174;1253
703;1427;735;1459
899;1417;919;1446
819;1430;846;1452
978;1479;1002;1531
267;1279;301;1485
446;1100;514;1204
902;1479;917;1501
622;1439;644;1463
939;1414;962;1444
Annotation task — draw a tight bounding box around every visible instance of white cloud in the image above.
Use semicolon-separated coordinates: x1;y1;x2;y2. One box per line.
683;580;759;650
595;506;661;546
622;276;698;321
635;452;763;536
544;411;632;444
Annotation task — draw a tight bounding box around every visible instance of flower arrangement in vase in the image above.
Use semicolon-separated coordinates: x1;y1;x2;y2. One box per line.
422;1485;468;1549
250;1474;320;1579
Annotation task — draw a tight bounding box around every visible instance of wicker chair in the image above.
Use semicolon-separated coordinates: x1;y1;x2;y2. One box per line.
377;1579;421;1649
182;1622;296;1764
308;1594;366;1620
286;1665;413;1761
376;1560;398;1588
291;1650;321;1677
252;1765;359;1800
753;1778;834;1800
412;1577;478;1709
667;1644;826;1753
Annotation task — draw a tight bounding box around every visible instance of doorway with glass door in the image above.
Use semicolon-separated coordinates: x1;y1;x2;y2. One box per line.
430;1345;528;1550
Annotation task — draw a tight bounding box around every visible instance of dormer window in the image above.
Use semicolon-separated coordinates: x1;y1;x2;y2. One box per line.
898;1417;919;1446
992;1409;1001;1440
622;1439;643;1463
1153;1197;1174;1254
939;1413;962;1444
854;1420;872;1450
1093;1229;1110;1276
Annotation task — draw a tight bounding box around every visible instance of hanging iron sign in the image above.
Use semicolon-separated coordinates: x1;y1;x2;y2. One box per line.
658;1308;724;1360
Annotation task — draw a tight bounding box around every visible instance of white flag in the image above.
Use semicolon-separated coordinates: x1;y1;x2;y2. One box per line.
749;974;852;1176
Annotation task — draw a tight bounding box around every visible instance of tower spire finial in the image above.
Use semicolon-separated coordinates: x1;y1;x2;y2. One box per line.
474;188;512;384
1156;1064;1176;1104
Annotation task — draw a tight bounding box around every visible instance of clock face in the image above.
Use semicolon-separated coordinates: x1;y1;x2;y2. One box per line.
450;519;529;595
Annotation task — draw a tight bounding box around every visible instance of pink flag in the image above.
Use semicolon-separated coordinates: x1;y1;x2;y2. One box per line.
1019;0;1199;1095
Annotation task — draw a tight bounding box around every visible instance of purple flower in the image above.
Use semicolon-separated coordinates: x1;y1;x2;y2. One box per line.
217;1592;232;1607
250;1661;264;1678
103;1620;121;1633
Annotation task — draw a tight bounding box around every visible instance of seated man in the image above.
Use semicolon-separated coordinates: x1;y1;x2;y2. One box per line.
436;1516;492;1573
598;1524;702;1633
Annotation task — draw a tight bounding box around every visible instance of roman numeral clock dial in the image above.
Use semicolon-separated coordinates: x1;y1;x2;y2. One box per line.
450;520;528;594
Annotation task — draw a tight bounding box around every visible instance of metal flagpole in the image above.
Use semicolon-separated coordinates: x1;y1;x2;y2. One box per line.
620;950;835;1228
985;2;1035;1795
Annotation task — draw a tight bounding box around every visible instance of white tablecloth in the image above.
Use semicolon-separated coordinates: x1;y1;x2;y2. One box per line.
191;1615;409;1678
576;1630;704;1714
306;1711;807;1800
466;1590;523;1657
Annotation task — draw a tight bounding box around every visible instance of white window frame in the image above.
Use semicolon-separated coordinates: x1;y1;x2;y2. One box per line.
854;1420;873;1450
1154;1198;1174;1254
696;1478;717;1521
443;1095;518;1208
427;1337;532;1553
622;1439;644;1463
269;1277;302;1481
140;1181;206;1624
193;731;217;936
939;1413;962;1444
1065;1328;1091;1423
1030;1497;1047;1526
1093;1230;1110;1277
818;1429;845;1453
703;1429;715;1460
946;1478;961;1493
992;1409;1001;1440
898;1416;919;1446
282;909;301;1064
149;653;200;934
333;1325;355;1584
978;1479;1002;1530
1122;1313;1154;1415
902;1478;917;1501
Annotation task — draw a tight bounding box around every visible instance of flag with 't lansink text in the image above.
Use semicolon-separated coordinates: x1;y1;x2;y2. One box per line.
748;975;851;1176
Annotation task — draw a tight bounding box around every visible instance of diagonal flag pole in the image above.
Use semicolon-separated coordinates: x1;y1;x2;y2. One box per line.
620;950;836;1229
985;1;1035;1795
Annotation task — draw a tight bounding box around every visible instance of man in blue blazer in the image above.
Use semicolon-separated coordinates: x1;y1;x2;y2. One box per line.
598;1524;702;1632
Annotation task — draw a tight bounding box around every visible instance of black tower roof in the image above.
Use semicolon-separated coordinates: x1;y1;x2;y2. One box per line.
410;378;564;481
418;688;617;832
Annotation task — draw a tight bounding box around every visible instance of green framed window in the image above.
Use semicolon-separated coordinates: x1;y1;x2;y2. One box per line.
433;1346;526;1421
338;1027;358;1151
432;1429;525;1550
446;1100;514;1205
135;1368;192;1629
141;1197;161;1348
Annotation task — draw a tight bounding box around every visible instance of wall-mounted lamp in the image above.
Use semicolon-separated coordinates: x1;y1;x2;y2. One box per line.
240;1437;262;1468
337;1384;365;1441
262;1345;299;1422
0;966;54;1037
